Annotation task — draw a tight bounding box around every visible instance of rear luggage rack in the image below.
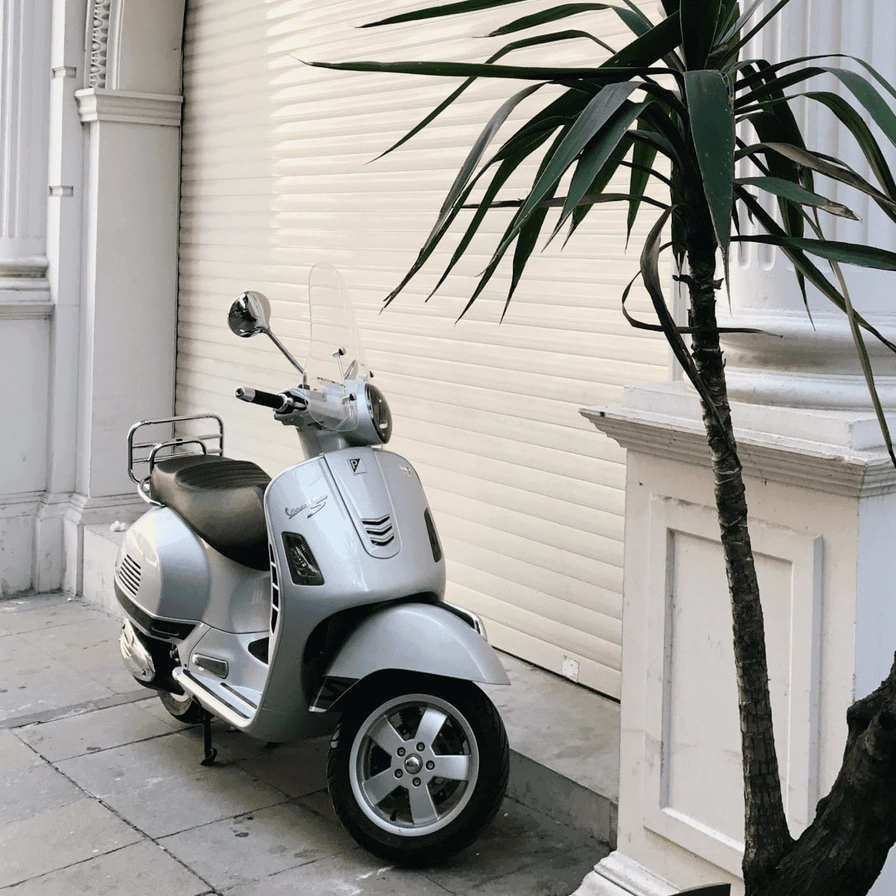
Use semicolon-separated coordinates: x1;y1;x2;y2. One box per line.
127;413;224;504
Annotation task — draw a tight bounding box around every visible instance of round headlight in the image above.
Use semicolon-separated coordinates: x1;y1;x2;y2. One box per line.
365;384;392;443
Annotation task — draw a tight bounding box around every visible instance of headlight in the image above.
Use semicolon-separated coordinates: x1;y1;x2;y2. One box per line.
365;384;392;443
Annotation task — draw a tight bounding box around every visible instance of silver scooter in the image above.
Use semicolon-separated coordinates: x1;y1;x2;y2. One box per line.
114;264;510;865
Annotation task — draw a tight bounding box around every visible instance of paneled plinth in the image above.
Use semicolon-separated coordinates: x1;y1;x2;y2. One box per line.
577;381;896;896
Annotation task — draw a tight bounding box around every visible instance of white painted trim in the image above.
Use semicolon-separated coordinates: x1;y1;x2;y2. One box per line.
582;383;896;498
572;852;678;896
75;88;183;126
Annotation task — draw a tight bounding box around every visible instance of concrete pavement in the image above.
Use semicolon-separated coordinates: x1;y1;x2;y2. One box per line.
0;593;608;895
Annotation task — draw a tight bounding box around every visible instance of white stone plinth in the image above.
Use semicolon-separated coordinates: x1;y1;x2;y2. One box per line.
580;381;896;896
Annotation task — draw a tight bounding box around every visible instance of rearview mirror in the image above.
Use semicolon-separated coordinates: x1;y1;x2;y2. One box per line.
228;291;272;338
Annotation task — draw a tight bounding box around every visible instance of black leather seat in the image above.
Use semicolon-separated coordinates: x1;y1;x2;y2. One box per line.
149;454;271;570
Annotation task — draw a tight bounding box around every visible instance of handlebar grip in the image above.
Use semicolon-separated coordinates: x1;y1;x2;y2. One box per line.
235;387;286;410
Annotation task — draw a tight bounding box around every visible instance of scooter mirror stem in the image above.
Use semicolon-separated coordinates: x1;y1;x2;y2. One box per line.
228;291;307;385
265;329;307;385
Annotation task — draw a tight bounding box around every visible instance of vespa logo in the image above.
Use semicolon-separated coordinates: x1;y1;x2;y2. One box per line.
285;496;327;520
349;458;366;475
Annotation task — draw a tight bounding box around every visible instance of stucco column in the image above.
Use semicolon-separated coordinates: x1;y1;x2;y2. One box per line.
0;0;52;301
0;0;53;594
576;2;896;895
63;0;186;595
720;0;896;411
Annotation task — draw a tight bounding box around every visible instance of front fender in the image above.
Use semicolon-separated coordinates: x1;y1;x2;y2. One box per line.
312;603;509;711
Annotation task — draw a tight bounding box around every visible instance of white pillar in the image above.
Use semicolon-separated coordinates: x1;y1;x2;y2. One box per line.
63;0;186;597
0;0;51;300
577;2;896;894
0;0;52;594
30;0;89;593
721;0;896;410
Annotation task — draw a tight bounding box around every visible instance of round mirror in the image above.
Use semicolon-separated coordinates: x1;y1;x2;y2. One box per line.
228;290;272;338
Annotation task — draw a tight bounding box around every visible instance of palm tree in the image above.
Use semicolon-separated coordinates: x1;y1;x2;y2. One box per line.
312;2;896;893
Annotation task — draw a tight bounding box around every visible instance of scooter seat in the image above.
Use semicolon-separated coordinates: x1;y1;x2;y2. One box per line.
149;454;271;571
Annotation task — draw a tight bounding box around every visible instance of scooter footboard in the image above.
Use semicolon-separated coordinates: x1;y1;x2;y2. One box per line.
311;602;509;712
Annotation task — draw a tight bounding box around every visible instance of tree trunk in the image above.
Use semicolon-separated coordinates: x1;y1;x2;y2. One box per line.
754;655;896;895
682;195;793;892
683;196;896;895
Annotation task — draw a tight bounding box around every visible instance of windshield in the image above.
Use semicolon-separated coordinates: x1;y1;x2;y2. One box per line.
305;263;368;431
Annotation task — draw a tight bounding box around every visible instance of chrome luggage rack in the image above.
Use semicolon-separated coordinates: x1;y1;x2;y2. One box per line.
127;413;225;504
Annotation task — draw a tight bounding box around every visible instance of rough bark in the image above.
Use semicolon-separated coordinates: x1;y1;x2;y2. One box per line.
681;190;793;891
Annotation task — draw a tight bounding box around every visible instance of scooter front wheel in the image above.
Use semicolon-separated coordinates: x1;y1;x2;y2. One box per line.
327;672;509;866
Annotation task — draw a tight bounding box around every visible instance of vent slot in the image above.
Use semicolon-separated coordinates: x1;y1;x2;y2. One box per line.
269;543;280;634
362;514;394;547
117;554;142;596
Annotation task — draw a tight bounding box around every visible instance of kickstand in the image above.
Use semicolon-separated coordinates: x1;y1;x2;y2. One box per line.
199;710;218;766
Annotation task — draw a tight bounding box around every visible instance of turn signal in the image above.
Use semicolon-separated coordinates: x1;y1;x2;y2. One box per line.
282;532;325;586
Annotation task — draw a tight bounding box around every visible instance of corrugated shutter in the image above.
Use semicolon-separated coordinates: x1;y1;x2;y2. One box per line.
177;0;668;698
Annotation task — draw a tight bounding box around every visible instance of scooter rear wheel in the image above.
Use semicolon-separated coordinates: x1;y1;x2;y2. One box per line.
327;671;508;866
158;689;204;724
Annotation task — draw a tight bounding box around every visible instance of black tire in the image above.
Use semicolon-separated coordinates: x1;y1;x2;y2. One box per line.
327;672;509;866
158;689;204;724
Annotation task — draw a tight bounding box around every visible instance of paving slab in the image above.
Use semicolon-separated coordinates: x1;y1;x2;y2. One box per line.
16;698;182;761
0;757;84;827
0;798;144;888
465;845;602;896
57;732;289;838
0;594;85;636
157;801;357;890
2;840;209;896
0;729;42;774
224;847;456;896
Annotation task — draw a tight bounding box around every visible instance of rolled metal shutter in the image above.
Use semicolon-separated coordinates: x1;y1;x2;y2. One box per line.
177;0;667;698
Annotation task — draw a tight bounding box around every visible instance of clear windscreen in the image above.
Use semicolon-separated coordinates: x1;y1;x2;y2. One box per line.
305;263;367;431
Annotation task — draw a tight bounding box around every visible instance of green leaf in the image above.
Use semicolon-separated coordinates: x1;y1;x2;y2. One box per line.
490;4;636;37
506;179;561;317
735;188;896;349
628;123;660;241
680;0;722;70
718;0;765;44
736;176;858;219
741;235;896;271
722;0;794;62
805;91;896;205
825;67;896;152
495;82;639;254
603;8;683;69
436;84;542;222
375;30;613;160
384;90;588;306
744;142;896;221
363;0;535;28
685;70;734;253
306;59;660;82
564;136;636;240
558;97;650;235
427;121;561;299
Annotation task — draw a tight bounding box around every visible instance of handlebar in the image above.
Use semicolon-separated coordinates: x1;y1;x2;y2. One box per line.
235;387;289;410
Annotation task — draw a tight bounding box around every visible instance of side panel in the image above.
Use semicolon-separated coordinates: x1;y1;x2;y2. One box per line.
116;506;270;634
